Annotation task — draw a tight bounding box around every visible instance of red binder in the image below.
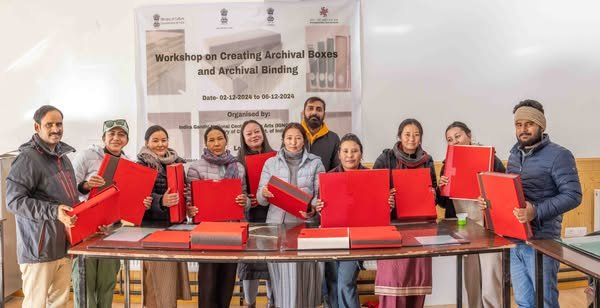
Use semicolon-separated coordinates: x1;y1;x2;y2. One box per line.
191;179;244;223
89;155;158;225
267;176;312;219
245;151;276;196
478;172;532;241
441;145;494;200
141;230;190;249
67;185;120;245
190;222;249;250
167;164;186;223
297;228;350;250
392;169;437;220
319;169;390;227
349;226;402;249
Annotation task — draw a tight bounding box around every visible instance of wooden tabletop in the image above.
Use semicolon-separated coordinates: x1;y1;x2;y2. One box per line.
68;219;515;263
528;239;600;279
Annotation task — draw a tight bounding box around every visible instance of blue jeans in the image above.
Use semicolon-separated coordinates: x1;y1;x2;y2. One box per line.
324;261;361;308
511;243;560;308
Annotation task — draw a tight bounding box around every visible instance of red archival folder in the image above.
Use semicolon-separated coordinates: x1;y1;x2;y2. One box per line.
297;228;350;250
392;169;437;220
167;164;186;223
478;172;533;241
245;151;276;196
267;176;312;219
141;230;190;249
191;179;244;223
67;185;120;245
190;222;249;250
349;226;402;249
441;145;494;200
90;155;158;225
319;169;390;227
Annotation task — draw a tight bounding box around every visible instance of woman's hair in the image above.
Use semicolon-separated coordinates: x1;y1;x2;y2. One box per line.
281;122;307;145
339;133;363;153
204;125;228;143
445;121;472;136
397;118;423;137
144;125;168;141
238;120;273;159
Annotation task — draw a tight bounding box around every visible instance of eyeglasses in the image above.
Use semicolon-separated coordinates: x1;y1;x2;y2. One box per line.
103;119;129;130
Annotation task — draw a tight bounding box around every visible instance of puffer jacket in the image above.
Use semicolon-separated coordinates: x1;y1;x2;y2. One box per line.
257;148;325;224
6;134;79;264
507;134;582;239
71;144;130;200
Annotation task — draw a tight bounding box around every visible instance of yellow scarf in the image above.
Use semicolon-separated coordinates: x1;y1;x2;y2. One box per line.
301;119;330;144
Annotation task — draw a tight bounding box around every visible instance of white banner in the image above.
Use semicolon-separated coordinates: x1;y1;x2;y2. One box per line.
135;0;361;160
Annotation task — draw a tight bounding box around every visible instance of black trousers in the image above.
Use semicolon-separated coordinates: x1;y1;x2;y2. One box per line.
197;263;238;308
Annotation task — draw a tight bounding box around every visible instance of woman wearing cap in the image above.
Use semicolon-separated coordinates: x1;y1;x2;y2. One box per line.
257;122;325;308
71;119;130;308
236;120;275;308
137;125;191;308
186;125;248;308
315;133;367;308
438;121;504;308
373;118;437;308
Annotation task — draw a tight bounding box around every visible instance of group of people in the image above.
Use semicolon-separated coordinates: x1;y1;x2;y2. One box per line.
5;97;581;308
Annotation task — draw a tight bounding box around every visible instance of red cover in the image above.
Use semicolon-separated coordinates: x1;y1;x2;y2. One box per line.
191;179;244;223
478;172;532;241
141;230;190;249
441;145;494;200
190;221;249;250
267;176;312;219
319;169;390;227
298;228;349;238
392;169;437;220
90;155;158;225
349;226;402;249
167;164;186;223
67;185;120;245
245;151;276;196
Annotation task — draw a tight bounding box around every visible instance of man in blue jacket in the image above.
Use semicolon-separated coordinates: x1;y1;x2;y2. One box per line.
6;105;79;307
507;99;582;307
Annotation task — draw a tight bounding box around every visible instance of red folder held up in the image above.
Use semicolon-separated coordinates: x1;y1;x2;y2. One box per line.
319;169;390;227
245;151;276;196
191;179;244;223
441;145;494;200
141;230;190;249
267;176;312;219
67;185;120;245
190;221;249;250
90;155;158;225
349;226;402;249
167;164;186;223
392;169;437;220
478;172;532;241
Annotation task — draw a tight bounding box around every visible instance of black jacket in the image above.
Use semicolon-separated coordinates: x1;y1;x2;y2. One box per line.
305;130;340;171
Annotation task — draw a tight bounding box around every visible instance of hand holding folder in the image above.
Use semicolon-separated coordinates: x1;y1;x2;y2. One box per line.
441;145;495;200
167;164;186;223
266;176;312;219
392;169;437;220
191;179;244;222
67;185;120;245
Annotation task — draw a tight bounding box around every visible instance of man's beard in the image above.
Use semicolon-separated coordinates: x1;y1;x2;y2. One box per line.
518;130;543;147
305;114;323;129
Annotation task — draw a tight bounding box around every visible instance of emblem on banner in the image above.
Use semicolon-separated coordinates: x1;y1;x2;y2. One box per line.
267;7;275;23
320;7;328;18
220;8;228;25
153;14;160;28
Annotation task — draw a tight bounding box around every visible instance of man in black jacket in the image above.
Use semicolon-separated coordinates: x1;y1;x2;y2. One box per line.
6;105;79;307
300;96;340;171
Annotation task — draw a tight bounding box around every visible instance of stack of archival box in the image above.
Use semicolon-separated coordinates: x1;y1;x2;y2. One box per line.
190;222;249;250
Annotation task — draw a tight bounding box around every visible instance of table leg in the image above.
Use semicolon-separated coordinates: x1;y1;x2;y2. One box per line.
1;221;4;308
535;249;544;308
124;260;130;308
456;254;462;308
197;262;201;308
502;249;511;308
76;255;86;308
594;277;599;308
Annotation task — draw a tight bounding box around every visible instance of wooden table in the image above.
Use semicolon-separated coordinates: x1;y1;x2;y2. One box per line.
69;220;514;308
529;239;600;308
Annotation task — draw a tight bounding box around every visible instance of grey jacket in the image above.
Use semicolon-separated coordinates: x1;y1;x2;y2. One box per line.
6;134;78;264
71;144;130;200
257;148;325;224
